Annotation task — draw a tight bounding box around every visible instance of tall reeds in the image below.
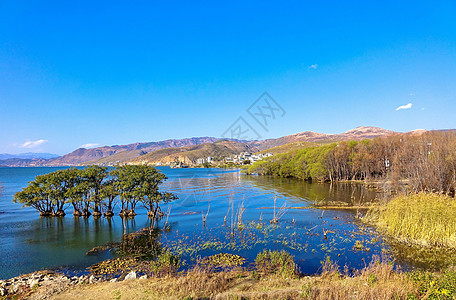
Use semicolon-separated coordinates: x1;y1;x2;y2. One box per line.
364;192;456;248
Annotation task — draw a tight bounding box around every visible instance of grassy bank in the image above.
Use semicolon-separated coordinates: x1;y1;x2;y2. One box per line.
364;192;456;248
22;257;456;300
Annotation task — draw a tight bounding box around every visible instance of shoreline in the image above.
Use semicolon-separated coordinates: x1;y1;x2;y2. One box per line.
3;259;455;300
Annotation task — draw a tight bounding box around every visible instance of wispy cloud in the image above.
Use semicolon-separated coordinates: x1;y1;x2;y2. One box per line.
79;143;100;149
20;139;48;148
308;64;318;69
396;103;412;111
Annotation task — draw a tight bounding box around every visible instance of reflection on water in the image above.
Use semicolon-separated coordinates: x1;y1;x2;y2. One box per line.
0;167;451;279
241;175;379;205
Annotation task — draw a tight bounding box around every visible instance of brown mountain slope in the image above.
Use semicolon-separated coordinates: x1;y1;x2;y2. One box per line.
252;126;396;150
47;137;220;166
131;140;258;165
256;141;318;155
0;127;428;167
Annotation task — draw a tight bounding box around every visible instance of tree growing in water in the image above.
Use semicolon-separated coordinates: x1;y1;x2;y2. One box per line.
13;165;176;222
111;165;177;220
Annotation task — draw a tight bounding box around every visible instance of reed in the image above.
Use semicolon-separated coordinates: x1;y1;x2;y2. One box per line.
270;195;287;224
364;192;456;248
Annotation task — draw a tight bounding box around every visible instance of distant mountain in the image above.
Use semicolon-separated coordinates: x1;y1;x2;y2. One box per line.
131;140;257;165
252;126;396;150
0;126;434;167
0;158;49;167
47;137;221;166
0;152;59;160
256;141;318;155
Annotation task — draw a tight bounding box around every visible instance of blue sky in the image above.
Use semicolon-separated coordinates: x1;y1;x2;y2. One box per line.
1;1;455;155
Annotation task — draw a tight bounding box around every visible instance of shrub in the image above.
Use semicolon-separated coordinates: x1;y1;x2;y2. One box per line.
254;250;297;278
151;250;181;277
409;269;456;299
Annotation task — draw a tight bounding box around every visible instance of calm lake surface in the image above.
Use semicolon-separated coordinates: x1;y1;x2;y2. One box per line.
0;167;387;279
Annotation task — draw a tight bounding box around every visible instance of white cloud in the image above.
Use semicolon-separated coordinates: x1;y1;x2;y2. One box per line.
79;143;100;149
20;139;48;148
396;103;413;111
308;64;318;69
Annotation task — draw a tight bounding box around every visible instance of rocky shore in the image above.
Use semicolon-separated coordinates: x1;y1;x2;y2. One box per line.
0;270;145;299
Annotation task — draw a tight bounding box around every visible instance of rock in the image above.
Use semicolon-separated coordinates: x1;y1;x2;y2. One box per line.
29;279;39;287
124;271;137;280
0;287;7;296
78;276;87;284
89;275;95;284
139;275;147;280
109;278;118;282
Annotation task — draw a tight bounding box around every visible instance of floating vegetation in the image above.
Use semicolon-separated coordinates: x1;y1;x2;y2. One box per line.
200;253;246;269
85;244;114;256
90;257;148;278
353;240;365;251
386;240;456;271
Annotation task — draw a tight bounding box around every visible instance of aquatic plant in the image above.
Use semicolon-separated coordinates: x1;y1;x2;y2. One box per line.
200;253;245;269
201;200;210;225
151;250;181;277
270;195;287;224
365;192;456;248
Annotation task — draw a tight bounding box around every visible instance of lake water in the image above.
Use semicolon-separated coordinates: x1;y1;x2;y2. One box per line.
0;167;387;279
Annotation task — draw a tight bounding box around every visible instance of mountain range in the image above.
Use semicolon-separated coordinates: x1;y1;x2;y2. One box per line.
0;126;425;167
0;152;59;160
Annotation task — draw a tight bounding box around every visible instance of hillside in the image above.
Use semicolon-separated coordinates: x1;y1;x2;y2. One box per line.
0;158;49;167
131;140;258;165
256;141;318;154
0;127;421;167
47;137;220;166
0;152;59;160
252;126;395;150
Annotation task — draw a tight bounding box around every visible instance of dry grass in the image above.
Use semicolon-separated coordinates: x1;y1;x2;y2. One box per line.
29;261;424;300
364;192;456;248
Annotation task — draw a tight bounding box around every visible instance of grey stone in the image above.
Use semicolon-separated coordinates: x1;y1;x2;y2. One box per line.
124;271;137;280
29;279;39;287
109;278;118;282
139;275;147;280
0;288;7;297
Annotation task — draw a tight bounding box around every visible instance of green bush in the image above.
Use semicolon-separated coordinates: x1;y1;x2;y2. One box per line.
408;270;456;299
151;250;181;277
254;250;297;278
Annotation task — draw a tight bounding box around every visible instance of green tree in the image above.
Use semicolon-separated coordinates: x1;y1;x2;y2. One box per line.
82;166;108;217
14;179;53;216
100;178;119;217
111;165;176;220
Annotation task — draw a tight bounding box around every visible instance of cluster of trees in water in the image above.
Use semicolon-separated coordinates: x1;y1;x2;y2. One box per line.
13;165;177;218
246;131;456;195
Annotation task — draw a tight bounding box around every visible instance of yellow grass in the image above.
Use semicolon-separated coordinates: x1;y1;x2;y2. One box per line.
27;262;420;300
365;192;456;248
